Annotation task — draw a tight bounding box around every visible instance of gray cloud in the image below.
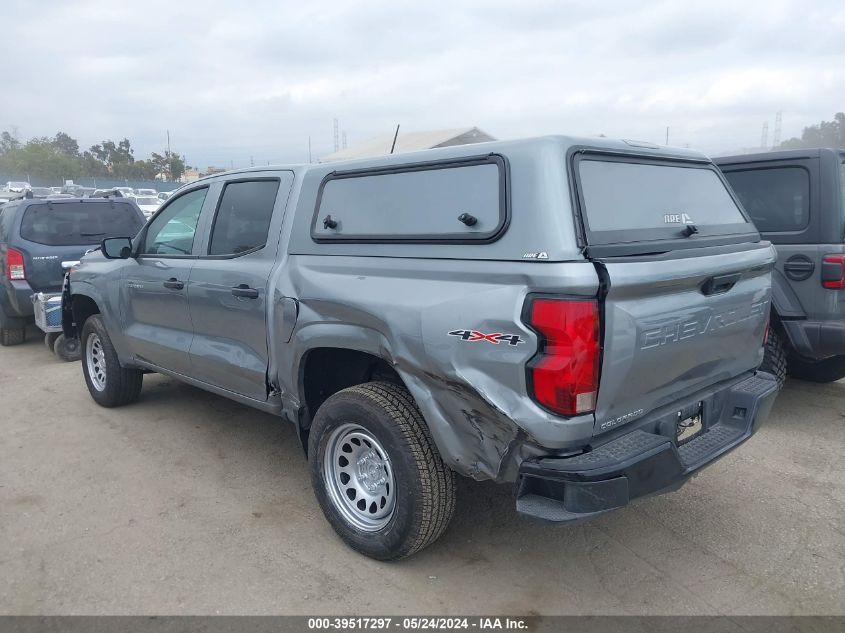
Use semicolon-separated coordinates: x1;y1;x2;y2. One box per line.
1;0;843;167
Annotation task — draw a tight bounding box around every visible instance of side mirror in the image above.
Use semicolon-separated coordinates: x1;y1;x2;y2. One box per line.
102;237;133;259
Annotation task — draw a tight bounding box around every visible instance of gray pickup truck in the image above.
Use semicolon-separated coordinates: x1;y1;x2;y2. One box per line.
63;136;779;560
716;148;845;385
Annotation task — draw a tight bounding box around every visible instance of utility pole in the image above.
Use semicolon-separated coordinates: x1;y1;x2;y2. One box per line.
308;136;313;163
761;121;769;149
665;126;669;145
773;111;783;148
333;118;339;152
342;130;347;149
166;130;172;181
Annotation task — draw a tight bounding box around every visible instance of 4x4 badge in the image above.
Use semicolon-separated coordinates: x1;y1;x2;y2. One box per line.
448;330;525;346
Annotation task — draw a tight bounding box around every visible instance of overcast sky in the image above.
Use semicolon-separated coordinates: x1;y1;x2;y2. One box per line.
1;0;843;168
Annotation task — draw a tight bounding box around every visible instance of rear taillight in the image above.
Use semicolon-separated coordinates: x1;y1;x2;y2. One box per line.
525;297;600;416
822;255;845;289
6;248;25;280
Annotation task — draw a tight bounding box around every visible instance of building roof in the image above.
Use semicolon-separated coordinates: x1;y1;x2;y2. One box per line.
321;126;496;162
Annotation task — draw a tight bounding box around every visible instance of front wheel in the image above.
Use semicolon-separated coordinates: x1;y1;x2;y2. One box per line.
81;315;143;407
308;382;456;560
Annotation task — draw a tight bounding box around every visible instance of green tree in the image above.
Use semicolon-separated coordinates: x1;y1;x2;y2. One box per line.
0;130;21;155
151;151;186;181
780;112;845;150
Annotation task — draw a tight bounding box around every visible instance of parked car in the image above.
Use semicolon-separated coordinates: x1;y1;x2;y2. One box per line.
133;196;161;219
30;187;53;198
157;191;174;202
135;188;157;196
5;181;31;193
113;187;135;197
63;136;778;560
716;148;845;385
50;187;63;195
0;197;146;356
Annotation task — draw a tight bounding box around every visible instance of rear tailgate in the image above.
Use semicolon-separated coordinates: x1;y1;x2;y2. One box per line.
570;151;775;433
595;246;772;432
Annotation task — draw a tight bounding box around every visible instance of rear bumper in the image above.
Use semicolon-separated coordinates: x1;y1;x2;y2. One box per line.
0;281;35;326
783;318;845;360
516;372;778;522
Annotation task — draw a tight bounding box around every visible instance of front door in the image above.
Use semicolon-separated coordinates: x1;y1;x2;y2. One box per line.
123;186;211;374
187;175;292;400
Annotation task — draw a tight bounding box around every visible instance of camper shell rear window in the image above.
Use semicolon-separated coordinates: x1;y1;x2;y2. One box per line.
572;152;757;255
311;155;508;243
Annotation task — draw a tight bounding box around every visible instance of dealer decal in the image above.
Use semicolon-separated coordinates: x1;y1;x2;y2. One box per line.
448;329;525;346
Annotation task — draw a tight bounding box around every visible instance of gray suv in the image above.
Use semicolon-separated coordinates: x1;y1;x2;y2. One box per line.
717;148;845;385
63;136;779;560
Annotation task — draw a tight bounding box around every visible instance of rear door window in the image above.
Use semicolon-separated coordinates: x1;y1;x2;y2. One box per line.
576;157;750;247
722;167;810;232
19;201;144;246
312;156;506;242
208;180;280;255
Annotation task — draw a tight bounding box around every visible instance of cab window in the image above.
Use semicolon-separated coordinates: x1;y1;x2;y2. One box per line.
140;188;208;256
208;180;280;256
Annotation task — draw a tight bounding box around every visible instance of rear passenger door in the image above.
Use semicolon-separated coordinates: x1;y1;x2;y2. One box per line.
721;159;821;318
187;173;294;400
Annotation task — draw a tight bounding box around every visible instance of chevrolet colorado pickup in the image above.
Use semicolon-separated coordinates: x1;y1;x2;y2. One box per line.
63;136;779;560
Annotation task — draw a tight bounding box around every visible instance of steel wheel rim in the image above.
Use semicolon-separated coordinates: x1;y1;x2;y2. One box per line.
322;423;396;532
86;333;107;391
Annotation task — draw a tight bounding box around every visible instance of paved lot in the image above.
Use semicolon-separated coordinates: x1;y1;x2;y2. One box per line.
1;328;843;615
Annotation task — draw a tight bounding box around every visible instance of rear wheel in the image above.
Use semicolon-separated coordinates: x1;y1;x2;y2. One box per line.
0;326;25;346
81;315;143;407
309;381;456;560
53;334;81;362
760;329;787;389
787;355;845;383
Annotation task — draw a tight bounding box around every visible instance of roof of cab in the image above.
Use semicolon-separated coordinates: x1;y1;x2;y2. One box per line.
189;134;713;185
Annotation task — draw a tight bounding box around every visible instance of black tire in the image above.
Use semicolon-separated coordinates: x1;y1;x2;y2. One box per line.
760;328;787;389
53;333;81;362
308;381;456;561
0;326;25;346
44;331;60;351
80;315;143;407
787;355;845;383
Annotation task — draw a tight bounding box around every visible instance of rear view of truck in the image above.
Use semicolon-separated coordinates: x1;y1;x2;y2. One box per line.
517;145;778;522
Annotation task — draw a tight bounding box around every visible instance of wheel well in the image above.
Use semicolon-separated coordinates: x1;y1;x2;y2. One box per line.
71;295;100;333
300;347;404;433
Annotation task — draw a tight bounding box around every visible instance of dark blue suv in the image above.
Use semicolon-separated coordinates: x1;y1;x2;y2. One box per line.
0;197;145;351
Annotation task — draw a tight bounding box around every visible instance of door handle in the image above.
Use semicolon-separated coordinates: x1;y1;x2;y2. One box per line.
163;278;184;290
701;272;741;296
231;284;259;299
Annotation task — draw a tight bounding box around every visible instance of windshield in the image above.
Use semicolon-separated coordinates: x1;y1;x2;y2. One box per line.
135;197;159;205
20;202;144;246
576;157;750;246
